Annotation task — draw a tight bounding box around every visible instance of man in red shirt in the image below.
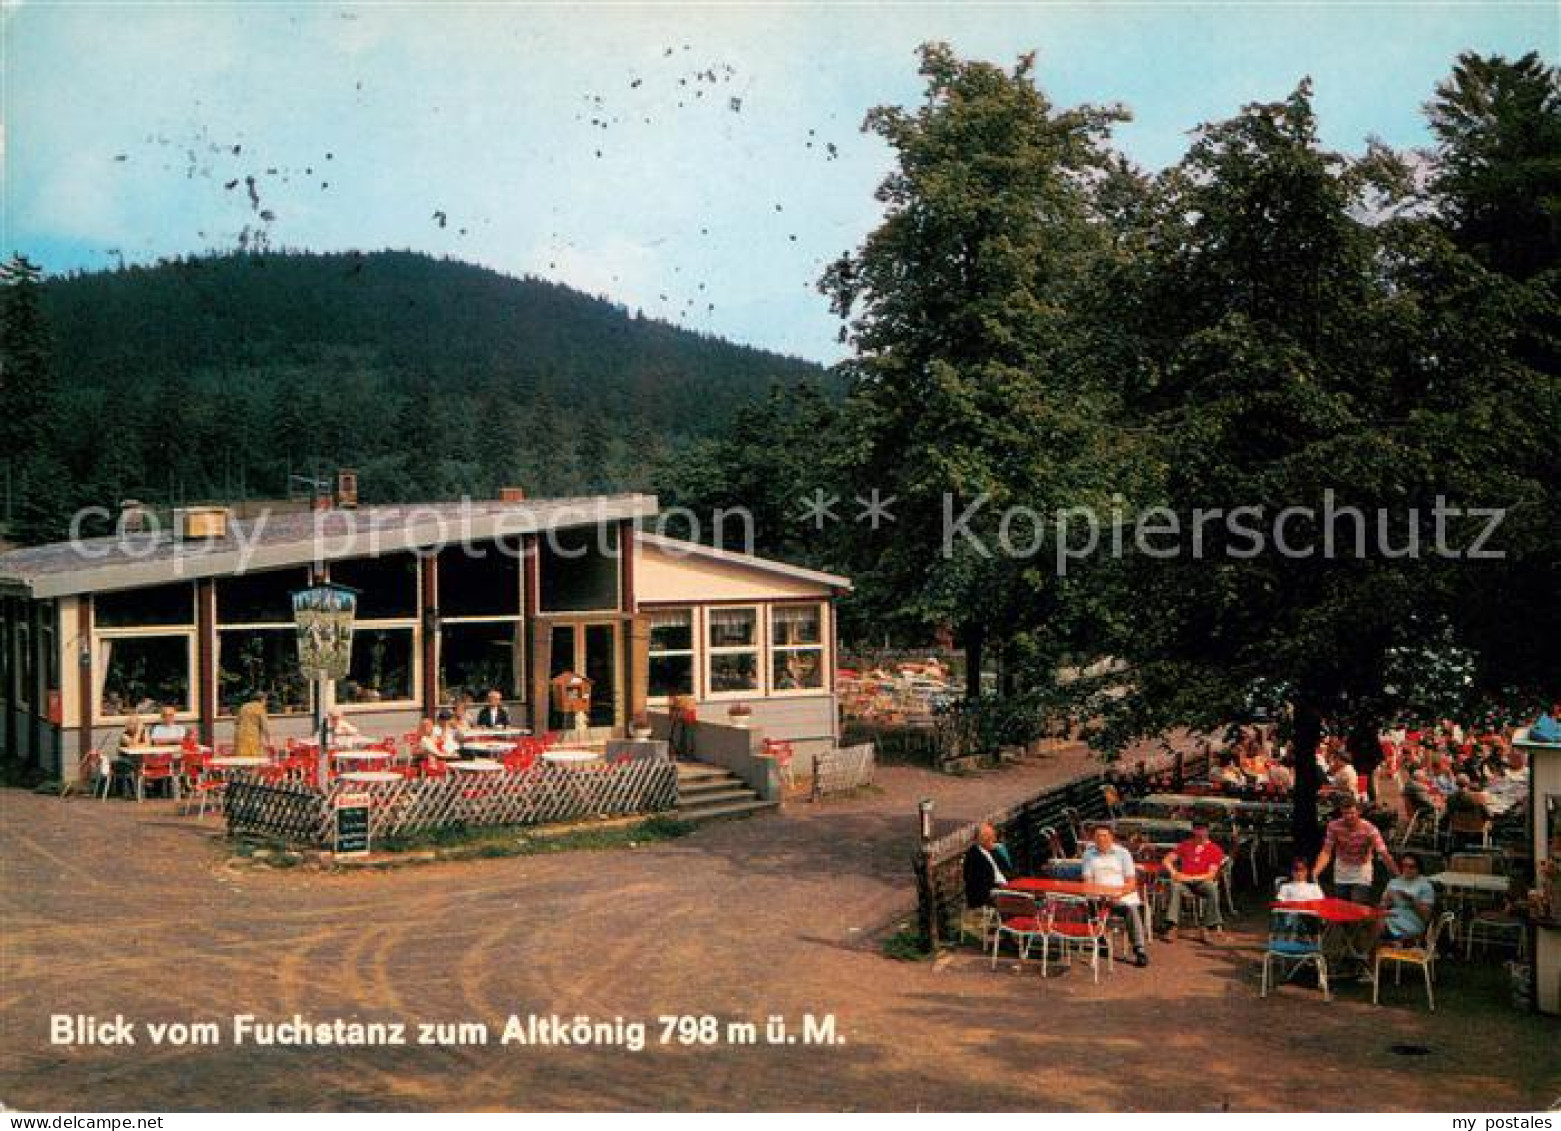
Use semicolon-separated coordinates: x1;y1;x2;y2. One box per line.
1160;819;1227;942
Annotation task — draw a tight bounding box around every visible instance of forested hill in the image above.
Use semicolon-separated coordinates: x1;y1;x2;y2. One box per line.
32;250;829;509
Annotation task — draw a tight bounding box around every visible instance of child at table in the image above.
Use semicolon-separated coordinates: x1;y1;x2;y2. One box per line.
1276;858;1325;903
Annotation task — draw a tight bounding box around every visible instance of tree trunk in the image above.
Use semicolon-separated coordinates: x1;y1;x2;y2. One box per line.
1346;715;1384;802
1291;702;1324;860
963;623;985;702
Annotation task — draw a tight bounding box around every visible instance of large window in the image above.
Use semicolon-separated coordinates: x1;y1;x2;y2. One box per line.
336;626;415;705
218;569;306;624
330;555;418;620
437;543;523;705
96;583;194;628
439;620;522;701
770;604;825;692
218;629;309;716
538;525;620;613
98;634;192;717
647;608;694;701
439;542;521;618
217;568;311;716
706;606;758;696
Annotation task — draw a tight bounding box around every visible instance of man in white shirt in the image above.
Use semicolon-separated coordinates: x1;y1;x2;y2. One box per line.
146;704;188;745
1080;826;1149;967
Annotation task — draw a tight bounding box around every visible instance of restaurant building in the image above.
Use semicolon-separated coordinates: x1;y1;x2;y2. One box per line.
0;492;850;781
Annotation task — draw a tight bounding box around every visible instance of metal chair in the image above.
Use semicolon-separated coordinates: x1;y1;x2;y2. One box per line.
988;890;1044;968
1038;894;1112;982
1373;911;1457;1011
1260;909;1330;1002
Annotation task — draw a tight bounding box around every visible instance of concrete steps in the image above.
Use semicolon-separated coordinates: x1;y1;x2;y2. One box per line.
676;762;777;823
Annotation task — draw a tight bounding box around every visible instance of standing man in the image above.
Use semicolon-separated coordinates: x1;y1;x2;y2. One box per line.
1081;826;1149;967
1313;795;1399;903
1160;819;1226;943
475;689;511;729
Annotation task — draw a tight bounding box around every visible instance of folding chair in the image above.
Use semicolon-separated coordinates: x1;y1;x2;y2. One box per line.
1373;911;1457;1011
1038;894;1112;982
1260;909;1330;1002
988;889;1044;968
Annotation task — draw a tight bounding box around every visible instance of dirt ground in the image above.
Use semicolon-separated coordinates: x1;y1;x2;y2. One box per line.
2;747;1557;1112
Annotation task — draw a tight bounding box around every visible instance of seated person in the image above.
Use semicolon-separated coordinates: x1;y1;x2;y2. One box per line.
1444;774;1493;825
475;689;511;729
1401;768;1439;820
962;823;1009;910
1276;858;1325;903
1160;819;1226;942
1326;752;1359;798
416;717;452;763
1266;756;1294;792
1081;826;1149;967
1430;756;1458;797
146;704;188;745
1378;853;1435;943
119;714;149;753
1212;755;1245;788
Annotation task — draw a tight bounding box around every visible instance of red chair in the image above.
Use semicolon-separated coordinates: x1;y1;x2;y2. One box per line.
136;752;181;802
504;744;538;774
184;751;226;818
762;738;796;790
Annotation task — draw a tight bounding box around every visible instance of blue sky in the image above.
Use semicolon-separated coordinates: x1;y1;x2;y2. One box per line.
3;2;1554;363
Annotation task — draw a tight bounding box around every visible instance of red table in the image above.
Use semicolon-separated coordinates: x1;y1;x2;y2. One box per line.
1272;899;1383;979
1009;877;1135;900
1271;898;1382;924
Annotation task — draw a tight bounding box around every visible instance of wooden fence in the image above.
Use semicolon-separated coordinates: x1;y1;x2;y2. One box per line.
914;772;1112;947
225;757;680;847
812;743;876;797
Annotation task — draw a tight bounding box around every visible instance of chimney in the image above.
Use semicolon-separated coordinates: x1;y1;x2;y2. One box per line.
174;506;231;540
499;486;526;503
118;499;150;534
335;468;359;509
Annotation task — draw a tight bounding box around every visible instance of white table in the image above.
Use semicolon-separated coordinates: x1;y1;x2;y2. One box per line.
463;727;528;740
1430;871;1509;895
543;750;600;766
460;740;515;755
208;756;268;769
450;759;504;773
339;771;403;785
329;733;382;749
333;749;393;764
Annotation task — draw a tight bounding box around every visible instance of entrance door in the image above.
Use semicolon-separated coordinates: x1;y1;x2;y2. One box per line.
547;622;619;731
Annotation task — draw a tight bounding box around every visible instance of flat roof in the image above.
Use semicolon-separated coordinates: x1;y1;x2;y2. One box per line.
637;531;852;592
0;494;659;600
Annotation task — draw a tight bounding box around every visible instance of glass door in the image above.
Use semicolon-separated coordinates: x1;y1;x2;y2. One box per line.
547;622;619;732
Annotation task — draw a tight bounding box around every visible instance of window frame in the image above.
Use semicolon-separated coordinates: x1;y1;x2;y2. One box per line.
437;614;526;705
768;602;828;697
646;606;697;705
94;625;198;722
703;603;761;701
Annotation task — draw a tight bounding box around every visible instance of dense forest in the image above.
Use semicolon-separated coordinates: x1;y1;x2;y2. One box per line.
0;249;829;537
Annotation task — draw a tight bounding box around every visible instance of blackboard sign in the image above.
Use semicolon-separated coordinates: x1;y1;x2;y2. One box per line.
334;793;371;857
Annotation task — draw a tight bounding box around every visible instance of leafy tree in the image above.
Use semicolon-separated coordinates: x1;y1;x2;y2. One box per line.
1087;79;1558;853
820;43;1126;698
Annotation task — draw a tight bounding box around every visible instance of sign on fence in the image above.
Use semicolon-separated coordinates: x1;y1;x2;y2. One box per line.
333;793;371;857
